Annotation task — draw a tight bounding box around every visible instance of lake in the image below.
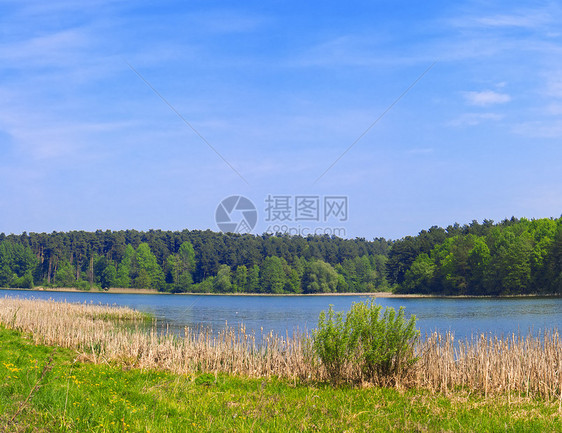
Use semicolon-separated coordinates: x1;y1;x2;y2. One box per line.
1;289;561;341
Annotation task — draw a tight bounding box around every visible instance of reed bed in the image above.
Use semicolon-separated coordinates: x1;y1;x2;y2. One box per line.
414;332;562;400
0;297;315;381
1;296;561;400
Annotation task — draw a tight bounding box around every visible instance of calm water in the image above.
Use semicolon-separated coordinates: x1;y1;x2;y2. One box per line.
2;289;561;340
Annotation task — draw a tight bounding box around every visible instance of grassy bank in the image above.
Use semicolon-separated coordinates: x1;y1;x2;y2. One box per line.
1;326;561;432
2;297;562;399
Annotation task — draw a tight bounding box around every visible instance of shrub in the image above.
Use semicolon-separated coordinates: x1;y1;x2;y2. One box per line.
312;306;351;382
75;280;91;291
12;270;34;289
347;300;419;381
313;300;419;384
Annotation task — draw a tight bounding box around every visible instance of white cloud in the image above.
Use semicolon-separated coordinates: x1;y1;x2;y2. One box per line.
448;112;504;127
290;35;380;68
0;28;89;70
0;114;136;161
185;9;267;34
545;103;562;115
545;74;562;99
438;3;562;65
448;6;555;30
512;120;562;138
288;34;435;69
474;12;550;29
463;90;511;106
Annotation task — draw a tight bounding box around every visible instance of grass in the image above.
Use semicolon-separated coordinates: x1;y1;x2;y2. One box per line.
1;326;562;433
1;297;562;431
2;297;562;400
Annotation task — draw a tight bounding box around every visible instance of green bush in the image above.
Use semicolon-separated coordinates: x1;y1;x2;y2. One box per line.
75;280;91;291
312;300;419;384
312;306;352;382
11;270;34;289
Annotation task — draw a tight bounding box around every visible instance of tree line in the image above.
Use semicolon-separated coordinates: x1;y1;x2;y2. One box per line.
0;230;389;294
387;217;562;295
1;217;561;295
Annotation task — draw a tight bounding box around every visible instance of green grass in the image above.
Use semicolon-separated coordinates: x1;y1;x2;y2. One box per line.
1;326;561;432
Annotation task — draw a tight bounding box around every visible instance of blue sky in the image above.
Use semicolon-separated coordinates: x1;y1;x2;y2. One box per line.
1;0;562;240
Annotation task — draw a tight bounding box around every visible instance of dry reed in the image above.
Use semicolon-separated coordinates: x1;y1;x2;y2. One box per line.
0;297;316;381
413;331;562;400
1;296;560;400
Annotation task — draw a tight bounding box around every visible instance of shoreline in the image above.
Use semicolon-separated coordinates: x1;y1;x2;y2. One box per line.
1;287;560;299
0;287;163;295
0;287;408;297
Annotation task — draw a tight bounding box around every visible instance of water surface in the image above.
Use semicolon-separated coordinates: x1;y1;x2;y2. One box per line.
2;289;561;340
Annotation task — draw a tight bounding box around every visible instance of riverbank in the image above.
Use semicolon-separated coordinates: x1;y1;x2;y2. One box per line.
2;287;560;299
1;287;163;295
0;287;404;297
2;297;561;400
1;325;560;432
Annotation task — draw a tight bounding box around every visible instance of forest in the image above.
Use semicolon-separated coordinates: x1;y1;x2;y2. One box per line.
0;216;561;295
0;230;389;294
387;217;562;295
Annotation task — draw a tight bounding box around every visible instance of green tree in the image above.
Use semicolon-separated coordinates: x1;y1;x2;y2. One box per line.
431;236;474;295
528;219;556;291
135;243;164;290
100;261;117;290
485;229;533;295
370;254;389;289
340;259;358;291
260;256;287;294
165;254;180;288
354;256;378;292
386;236;430;286
284;268;302;293
0;241;38;288
135;268;151;290
545;224;562;293
54;261;75;287
402;253;435;294
303;260;339;293
166;242;197;292
176;272;193;292
177;242;196;275
246;265;260;292
115;244;135;287
12;270;34;289
11;243;38;279
212;264;232;292
0;241;16;287
467;237;491;293
501;232;533;294
336;273;348;292
233;265;248;293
